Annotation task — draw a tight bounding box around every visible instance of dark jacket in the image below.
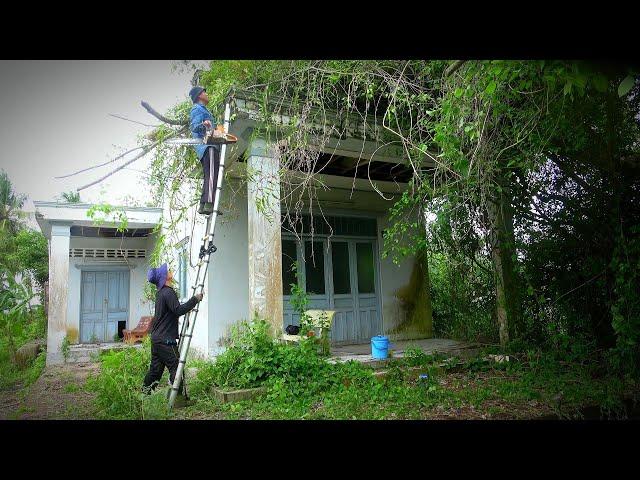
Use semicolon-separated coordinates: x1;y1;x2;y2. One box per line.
149;285;198;344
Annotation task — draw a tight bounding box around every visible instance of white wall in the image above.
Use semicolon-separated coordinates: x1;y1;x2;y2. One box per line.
207;179;249;356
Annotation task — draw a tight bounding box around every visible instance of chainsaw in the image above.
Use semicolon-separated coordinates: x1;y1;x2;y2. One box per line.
204;124;238;145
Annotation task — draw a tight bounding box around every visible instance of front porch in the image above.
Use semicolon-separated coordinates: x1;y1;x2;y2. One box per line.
329;338;482;367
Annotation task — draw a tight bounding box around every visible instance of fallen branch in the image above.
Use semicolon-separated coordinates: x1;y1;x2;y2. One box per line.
141;101;188;126
76;127;187;191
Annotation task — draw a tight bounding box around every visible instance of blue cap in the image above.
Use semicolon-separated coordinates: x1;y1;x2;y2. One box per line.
147;263;168;290
189;86;205;103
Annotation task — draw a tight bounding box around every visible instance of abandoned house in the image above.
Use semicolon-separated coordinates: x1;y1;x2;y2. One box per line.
36;89;434;365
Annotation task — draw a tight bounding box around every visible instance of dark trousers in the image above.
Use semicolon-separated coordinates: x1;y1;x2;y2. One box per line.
200;146;220;205
143;342;183;395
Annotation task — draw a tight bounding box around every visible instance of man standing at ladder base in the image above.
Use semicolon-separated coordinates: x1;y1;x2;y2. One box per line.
143;263;203;403
189;86;219;216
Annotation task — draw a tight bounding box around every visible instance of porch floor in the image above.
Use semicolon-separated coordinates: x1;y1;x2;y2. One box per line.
328;338;481;368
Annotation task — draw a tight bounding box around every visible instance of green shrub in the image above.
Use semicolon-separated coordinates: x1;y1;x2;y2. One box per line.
0;304;47;389
207;316;330;391
87;337;172;419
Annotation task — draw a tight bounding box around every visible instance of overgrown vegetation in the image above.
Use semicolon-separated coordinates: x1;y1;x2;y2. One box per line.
4;60;640;419
85;337;171;420
0;170;49;390
88;317;637;420
0;302;47;390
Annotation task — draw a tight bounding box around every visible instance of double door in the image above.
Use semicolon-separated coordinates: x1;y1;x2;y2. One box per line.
282;236;381;344
80;270;129;343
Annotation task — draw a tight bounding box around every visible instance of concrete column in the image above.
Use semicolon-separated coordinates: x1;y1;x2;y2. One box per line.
247;138;283;335
46;222;72;365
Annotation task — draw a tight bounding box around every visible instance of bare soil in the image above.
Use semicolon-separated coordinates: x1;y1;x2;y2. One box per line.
0;363;100;420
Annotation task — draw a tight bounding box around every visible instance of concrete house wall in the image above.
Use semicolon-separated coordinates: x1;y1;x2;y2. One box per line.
167;90;433;357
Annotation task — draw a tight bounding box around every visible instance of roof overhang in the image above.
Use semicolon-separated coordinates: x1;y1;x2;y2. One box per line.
33;201;162;239
222;88;436;170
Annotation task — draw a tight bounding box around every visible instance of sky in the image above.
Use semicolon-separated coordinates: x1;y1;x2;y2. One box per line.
0;60;208;218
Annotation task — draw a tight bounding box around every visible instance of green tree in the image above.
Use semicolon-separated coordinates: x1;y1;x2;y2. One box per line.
8;229;48;289
0;265;35;364
0;170;26;234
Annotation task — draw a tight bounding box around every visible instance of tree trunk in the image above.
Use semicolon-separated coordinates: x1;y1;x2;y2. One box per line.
486;177;521;347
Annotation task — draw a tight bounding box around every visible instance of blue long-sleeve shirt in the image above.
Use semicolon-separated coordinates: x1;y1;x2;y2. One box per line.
190;103;218;160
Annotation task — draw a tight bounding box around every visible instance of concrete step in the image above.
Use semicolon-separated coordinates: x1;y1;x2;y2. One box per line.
66;343;143;364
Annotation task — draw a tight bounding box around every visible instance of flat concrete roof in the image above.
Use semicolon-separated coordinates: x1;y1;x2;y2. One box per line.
33;201;162;239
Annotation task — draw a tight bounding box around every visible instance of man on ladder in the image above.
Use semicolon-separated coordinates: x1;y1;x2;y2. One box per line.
189;85;220;216
165;92;236;409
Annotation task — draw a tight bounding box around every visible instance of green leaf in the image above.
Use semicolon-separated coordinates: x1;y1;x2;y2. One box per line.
454;88;464;98
485;81;497;94
618;75;635;97
592;74;608;93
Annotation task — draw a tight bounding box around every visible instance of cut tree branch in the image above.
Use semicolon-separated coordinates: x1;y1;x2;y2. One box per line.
141;101;188;126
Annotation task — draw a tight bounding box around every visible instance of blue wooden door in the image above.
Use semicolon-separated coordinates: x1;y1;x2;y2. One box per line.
80;270;129;343
282;236;382;345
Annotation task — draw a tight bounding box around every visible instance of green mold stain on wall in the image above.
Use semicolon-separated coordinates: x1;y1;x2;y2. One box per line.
390;253;433;338
66;326;79;344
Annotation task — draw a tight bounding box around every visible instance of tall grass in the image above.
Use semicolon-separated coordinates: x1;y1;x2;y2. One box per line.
86;337;170;420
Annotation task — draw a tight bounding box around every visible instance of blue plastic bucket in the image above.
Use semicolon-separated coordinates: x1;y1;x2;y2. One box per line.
371;335;390;359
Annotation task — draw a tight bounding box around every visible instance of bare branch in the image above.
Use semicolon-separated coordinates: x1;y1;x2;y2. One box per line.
109;113;159;128
75;127;187;191
55;145;147;178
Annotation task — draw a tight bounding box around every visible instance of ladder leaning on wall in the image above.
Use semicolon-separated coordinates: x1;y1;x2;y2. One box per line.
167;101;237;409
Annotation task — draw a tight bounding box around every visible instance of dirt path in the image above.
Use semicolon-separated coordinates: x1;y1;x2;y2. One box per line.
0;363;100;420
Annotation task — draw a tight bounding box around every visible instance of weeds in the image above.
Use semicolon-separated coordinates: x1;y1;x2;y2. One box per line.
87;316;637;420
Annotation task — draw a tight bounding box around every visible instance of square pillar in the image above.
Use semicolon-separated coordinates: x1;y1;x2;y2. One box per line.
46;222;72;365
247;138;283;335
